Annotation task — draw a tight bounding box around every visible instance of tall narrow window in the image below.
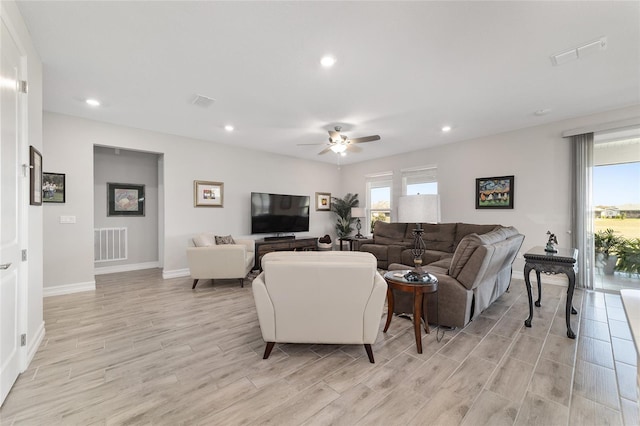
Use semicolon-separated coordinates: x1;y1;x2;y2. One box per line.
366;172;392;234
402;166;438;195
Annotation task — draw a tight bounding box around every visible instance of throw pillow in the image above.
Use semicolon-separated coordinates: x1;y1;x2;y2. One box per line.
215;235;236;245
449;233;482;278
193;233;216;247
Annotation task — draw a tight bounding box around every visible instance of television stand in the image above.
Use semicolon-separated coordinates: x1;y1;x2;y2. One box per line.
264;235;295;241
254;237;318;270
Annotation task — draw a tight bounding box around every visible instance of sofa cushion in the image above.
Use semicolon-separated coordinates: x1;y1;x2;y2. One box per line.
454;223;498;247
449;233;483;278
215;235;236;245
477;228;509;245
193;233;216;247
374;222;408;245
422;223;457;252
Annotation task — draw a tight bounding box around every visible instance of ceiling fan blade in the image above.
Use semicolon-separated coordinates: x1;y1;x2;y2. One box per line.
346;144;363;153
297;142;326;146
328;130;340;140
318;146;333;155
349;135;380;144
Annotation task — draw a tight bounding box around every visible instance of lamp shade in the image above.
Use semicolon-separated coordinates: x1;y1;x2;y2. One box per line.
351;207;365;218
397;194;440;224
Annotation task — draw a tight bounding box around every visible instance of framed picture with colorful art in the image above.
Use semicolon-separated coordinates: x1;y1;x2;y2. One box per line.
194;180;224;207
475;175;514;209
107;182;145;216
315;192;331;211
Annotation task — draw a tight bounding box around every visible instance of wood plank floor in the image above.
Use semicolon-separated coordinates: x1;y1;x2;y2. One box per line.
1;269;638;425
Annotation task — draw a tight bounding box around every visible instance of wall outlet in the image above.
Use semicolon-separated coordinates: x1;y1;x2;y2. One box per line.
59;215;76;224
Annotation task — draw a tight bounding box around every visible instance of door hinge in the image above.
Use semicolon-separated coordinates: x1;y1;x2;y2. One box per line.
19;80;28;94
21;334;26;346
22;249;27;261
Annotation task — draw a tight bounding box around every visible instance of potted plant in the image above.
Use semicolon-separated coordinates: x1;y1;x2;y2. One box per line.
331;193;359;246
594;228;624;275
616;238;640;275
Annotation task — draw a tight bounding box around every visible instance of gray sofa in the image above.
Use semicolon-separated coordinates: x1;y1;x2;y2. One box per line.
357;222;524;328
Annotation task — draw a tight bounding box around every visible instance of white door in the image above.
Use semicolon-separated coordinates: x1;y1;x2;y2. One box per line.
0;18;24;407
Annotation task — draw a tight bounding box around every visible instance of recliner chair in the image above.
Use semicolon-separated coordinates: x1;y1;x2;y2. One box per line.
252;251;387;363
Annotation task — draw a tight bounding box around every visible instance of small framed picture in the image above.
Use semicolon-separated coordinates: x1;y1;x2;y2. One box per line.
315;192;331;211
29;146;42;206
107;183;145;216
43;172;66;203
194;181;224;207
476;175;514;209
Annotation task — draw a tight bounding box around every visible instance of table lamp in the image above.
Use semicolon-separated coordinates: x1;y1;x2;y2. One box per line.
397;194;441;281
351;207;366;238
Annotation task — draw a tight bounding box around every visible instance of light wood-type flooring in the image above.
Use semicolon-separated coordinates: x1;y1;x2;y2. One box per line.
1;268;638;425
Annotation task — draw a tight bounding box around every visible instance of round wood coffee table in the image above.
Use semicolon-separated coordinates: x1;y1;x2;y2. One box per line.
383;270;438;354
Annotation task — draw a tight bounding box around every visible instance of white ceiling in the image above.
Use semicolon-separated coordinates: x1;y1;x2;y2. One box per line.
16;1;640;165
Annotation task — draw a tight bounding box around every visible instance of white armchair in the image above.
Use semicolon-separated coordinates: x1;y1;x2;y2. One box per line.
186;235;255;289
252;251;387;363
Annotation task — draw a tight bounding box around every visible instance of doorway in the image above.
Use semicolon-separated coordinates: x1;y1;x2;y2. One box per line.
593;128;640;291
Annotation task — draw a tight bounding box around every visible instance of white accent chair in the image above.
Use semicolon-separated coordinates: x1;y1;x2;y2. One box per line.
186;234;255;289
252;251;387;363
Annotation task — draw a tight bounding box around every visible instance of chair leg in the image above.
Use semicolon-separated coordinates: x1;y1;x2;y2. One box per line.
364;344;375;363
192;279;199;289
239;278;244;288
263;342;275;359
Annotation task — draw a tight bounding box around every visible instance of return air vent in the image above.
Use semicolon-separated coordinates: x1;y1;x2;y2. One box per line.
191;94;216;108
550;37;607;66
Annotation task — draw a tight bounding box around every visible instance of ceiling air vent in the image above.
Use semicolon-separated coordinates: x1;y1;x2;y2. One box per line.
191;94;216;108
550;37;607;66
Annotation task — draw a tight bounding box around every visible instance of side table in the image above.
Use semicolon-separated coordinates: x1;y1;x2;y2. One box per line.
523;246;578;339
383;270;438;354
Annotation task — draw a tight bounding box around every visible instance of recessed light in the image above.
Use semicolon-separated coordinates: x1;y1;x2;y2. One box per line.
534;109;551;116
224;125;234;132
86;98;100;107
441;125;452;132
320;56;336;68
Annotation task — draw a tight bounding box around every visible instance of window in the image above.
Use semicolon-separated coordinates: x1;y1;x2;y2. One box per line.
402;166;438;195
366;172;392;234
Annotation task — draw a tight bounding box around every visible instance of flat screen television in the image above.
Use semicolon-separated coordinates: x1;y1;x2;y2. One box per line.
251;192;310;234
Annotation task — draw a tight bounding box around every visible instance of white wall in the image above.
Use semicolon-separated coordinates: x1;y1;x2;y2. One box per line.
43;112;342;289
339;105;640;276
1;0;44;365
93;146;159;270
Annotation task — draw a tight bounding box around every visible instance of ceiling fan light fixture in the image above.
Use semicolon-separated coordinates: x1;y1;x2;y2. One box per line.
320;56;336;68
330;144;347;153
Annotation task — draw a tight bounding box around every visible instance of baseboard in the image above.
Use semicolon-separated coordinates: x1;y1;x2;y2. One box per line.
162;268;190;279
512;270;568;286
94;261;160;275
43;280;96;297
23;321;45;370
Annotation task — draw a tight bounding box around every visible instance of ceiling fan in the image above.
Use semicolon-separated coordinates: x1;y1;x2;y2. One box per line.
298;126;381;155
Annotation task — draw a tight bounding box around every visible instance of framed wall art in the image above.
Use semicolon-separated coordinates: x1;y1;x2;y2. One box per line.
43;172;66;203
107;182;145;216
29;146;42;206
476;175;514;209
194;181;223;207
315;192;331;211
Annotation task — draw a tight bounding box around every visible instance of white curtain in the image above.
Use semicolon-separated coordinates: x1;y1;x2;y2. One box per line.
571;133;595;290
